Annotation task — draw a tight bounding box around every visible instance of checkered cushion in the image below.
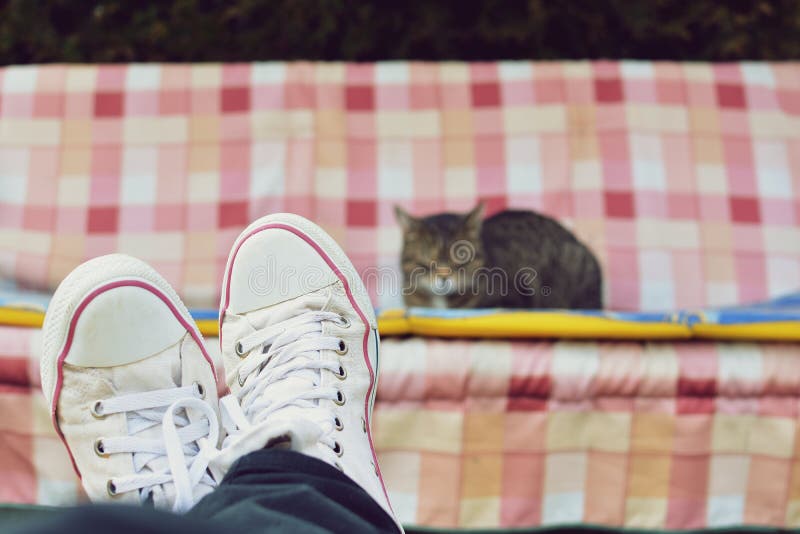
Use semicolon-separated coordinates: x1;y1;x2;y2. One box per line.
3;325;800;528
1;62;799;311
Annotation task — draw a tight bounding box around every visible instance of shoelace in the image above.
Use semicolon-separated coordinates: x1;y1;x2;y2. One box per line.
220;298;346;461
94;384;219;512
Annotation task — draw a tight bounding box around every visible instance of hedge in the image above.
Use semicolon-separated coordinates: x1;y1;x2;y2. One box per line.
0;0;799;64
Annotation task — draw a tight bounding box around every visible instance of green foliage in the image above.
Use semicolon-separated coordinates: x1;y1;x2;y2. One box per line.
0;0;798;65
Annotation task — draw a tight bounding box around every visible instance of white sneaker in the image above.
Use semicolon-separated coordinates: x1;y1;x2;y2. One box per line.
214;213;401;530
41;254;221;512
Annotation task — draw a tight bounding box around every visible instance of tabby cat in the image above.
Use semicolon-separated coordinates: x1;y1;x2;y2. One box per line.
395;203;602;309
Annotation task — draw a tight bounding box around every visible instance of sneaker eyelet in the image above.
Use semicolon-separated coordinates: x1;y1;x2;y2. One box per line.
238;373;246;387
361;416;367;433
90;400;106;419
106;479;118;497
335;340;348;355
333;441;344;456
235;341;247;357
335;365;347;380
336;316;351;329
334;416;343;431
193;382;205;399
94;438;109;458
334;390;346;405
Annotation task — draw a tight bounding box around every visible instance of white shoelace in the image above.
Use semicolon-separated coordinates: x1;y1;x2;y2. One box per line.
220;298;346;460
95;384;219;512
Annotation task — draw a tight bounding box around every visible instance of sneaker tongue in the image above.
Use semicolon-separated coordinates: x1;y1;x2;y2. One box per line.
114;341;189;506
247;297;332;412
251;346;331;428
238;287;336;431
256;372;326;422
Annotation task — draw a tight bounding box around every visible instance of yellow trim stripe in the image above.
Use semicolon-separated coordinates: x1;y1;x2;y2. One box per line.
692;322;800;342
195;319;219;337
0;309;224;337
377;316;411;336
1;306;797;342
0;309;44;329
407;312;691;340
0;309;416;338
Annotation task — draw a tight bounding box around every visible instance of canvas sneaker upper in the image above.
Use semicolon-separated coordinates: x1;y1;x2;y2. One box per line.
40;254;222;512
214;213;401;531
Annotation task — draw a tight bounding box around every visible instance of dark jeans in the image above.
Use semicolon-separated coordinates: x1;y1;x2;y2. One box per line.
13;450;400;534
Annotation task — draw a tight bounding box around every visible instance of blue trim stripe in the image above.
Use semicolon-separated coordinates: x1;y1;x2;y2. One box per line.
189;309;218;320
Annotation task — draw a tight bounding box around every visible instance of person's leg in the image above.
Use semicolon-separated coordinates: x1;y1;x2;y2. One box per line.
189;449;398;533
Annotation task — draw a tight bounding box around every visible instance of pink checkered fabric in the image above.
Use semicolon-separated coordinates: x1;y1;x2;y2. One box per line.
376;338;800;528
1;62;799;311
0;326;81;505
2;325;800;528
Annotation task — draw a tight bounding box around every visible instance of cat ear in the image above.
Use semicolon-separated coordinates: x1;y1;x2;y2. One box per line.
463;202;485;233
394;205;419;231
